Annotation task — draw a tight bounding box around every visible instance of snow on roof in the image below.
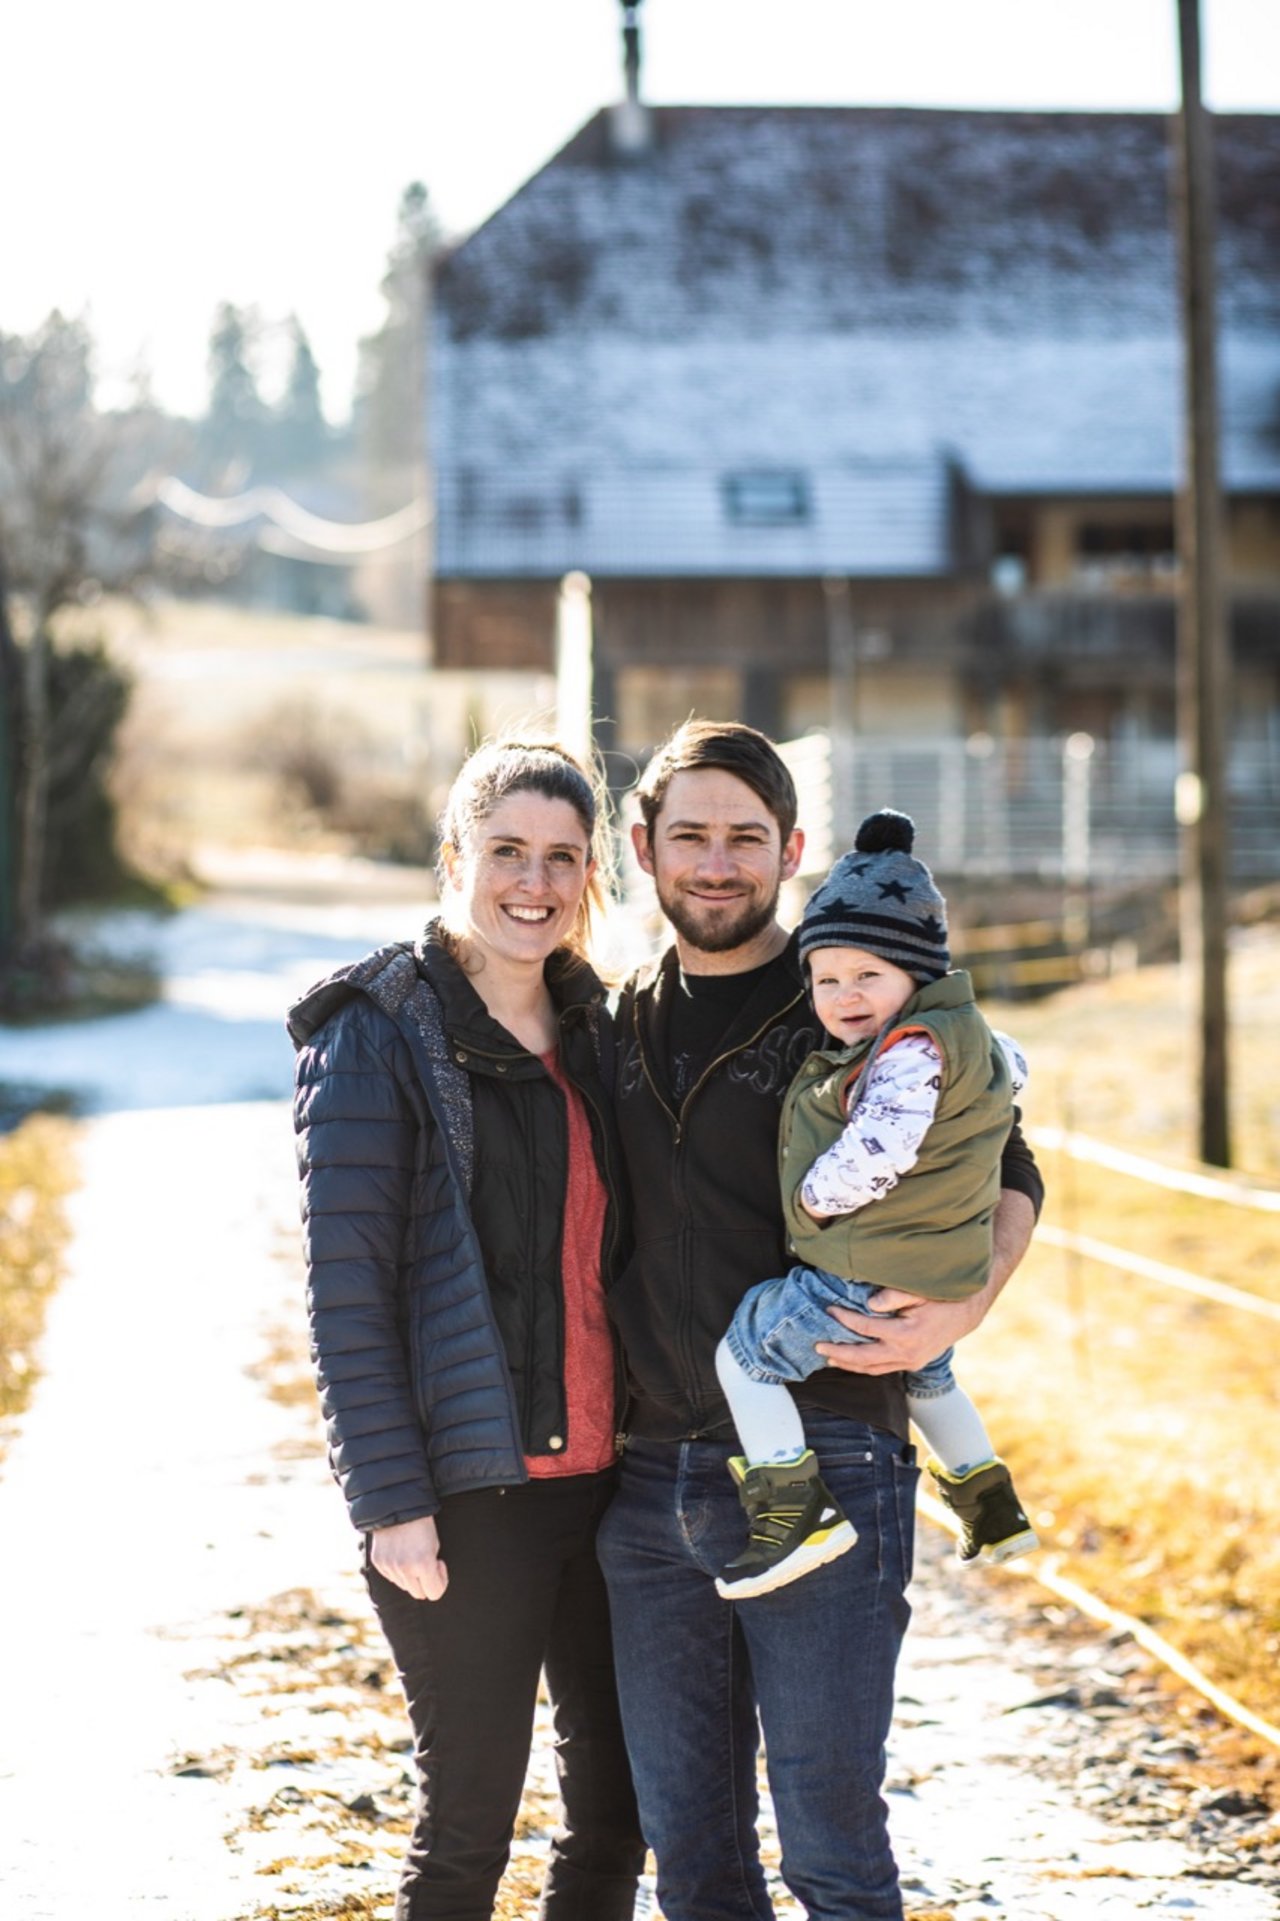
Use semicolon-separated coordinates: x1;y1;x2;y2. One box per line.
432;107;1280;579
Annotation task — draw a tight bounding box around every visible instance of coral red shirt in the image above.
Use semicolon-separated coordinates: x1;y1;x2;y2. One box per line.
524;1049;618;1478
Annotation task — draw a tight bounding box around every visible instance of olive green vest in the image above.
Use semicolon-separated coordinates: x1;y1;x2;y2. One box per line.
779;971;1012;1301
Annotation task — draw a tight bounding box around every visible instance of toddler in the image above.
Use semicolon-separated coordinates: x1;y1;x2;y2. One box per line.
714;809;1038;1600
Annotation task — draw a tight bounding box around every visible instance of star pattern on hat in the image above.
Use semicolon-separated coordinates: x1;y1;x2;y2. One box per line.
877;879;911;901
918;914;946;940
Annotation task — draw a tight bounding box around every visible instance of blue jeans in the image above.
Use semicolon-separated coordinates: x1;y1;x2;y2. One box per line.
725;1265;956;1400
596;1413;917;1921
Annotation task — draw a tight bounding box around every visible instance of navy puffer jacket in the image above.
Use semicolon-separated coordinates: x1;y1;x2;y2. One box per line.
288;923;621;1533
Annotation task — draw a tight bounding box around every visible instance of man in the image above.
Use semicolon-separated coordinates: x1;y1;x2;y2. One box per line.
597;720;1042;1921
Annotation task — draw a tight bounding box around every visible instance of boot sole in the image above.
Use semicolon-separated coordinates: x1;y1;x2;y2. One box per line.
715;1521;857;1600
960;1527;1040;1567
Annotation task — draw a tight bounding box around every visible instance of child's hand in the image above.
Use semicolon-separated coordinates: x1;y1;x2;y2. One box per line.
863;1286;922;1315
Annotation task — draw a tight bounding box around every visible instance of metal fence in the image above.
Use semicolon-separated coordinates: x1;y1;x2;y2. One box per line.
781;731;1280;886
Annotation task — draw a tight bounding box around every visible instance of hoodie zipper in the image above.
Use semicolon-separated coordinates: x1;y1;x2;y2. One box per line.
632;979;806;1417
632;984;805;1145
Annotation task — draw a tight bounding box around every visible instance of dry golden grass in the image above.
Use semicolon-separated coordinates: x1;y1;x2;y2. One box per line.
0;1115;77;1446
247;1321;324;1410
995;922;1280;1180
964;926;1280;1730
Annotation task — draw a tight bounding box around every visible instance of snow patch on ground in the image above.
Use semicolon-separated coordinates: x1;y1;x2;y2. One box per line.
0;897;426;1115
0;1101;351;1919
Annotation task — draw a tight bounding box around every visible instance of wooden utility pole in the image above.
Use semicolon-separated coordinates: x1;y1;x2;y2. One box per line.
824;576;857;842
0;552;15;965
555;572;594;766
1172;0;1232;1166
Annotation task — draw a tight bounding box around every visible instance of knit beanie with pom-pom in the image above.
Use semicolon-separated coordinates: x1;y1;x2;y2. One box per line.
797;809;950;983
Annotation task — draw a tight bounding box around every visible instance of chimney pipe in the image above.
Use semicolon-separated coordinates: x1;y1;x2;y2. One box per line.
610;0;651;155
622;0;641;105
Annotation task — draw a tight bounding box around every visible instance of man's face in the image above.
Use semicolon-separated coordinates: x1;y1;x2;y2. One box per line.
632;769;803;955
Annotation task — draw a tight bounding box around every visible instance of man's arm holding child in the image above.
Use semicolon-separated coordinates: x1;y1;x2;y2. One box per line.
815;1184;1036;1374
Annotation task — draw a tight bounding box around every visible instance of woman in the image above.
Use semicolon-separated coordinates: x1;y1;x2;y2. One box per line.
288;738;644;1921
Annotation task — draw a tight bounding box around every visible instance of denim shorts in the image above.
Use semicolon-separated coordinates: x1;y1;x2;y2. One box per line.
723;1262;956;1398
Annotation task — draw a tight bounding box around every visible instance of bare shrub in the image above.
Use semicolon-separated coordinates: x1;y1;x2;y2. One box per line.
244;696;356;816
328;776;434;866
242;695;432;862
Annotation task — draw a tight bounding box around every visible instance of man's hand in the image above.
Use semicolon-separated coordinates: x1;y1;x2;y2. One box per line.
369;1515;449;1600
815;1291;988;1374
814;1190;1037;1376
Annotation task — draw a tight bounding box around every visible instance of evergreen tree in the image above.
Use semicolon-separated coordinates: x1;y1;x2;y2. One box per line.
276;315;328;473
202;301;266;476
355;182;437;494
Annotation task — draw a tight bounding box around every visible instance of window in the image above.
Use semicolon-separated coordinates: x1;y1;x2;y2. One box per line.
723;470;811;526
1078;521;1174;559
615;668;743;754
1074;519;1176;585
781;675;831;739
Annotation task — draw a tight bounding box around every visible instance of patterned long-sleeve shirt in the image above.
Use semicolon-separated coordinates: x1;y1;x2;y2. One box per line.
801;1029;1028;1220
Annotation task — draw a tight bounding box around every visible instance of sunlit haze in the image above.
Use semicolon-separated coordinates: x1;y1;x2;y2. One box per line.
7;0;1278;418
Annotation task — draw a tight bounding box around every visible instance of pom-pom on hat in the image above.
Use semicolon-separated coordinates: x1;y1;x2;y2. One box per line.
797;809;950;983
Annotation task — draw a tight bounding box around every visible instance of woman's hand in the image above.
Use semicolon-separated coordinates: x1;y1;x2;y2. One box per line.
370;1516;449;1601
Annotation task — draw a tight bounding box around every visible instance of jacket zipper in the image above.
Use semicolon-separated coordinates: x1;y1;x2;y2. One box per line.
460;997;616;1455
562;1007;628;1443
453;1029;567;1454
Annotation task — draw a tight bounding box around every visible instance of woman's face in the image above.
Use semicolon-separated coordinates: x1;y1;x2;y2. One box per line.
443;790;595;974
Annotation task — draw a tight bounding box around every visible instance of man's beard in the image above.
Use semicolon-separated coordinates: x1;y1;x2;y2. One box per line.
656;877;782;955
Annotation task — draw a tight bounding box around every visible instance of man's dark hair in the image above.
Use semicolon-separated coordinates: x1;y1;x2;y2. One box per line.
634;719;798;843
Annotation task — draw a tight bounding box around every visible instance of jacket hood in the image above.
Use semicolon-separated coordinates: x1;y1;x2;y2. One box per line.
286;919;607;1052
286;940;417;1049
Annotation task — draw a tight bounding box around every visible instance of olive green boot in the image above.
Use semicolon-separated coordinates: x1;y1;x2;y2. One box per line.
929;1458;1039;1565
715;1449;857;1600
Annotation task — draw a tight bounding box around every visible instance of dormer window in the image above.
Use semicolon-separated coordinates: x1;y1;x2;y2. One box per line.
723;470;811;526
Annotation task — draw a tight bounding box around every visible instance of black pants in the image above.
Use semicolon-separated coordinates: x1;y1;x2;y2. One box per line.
364;1470;644;1921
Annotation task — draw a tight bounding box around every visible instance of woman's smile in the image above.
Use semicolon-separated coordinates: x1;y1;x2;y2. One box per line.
444;791;595;974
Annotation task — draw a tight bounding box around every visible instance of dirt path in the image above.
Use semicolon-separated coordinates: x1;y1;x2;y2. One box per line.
1;888;1277;1917
0;1103;348;1919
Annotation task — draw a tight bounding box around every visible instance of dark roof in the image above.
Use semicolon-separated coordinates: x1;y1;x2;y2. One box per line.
431;107;1280;580
438;107;1280;341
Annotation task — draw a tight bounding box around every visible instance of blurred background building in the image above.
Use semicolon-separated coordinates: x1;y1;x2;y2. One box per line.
429;99;1280;818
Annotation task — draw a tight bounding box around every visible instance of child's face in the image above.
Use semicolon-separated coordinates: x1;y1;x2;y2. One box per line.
808;946;918;1045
